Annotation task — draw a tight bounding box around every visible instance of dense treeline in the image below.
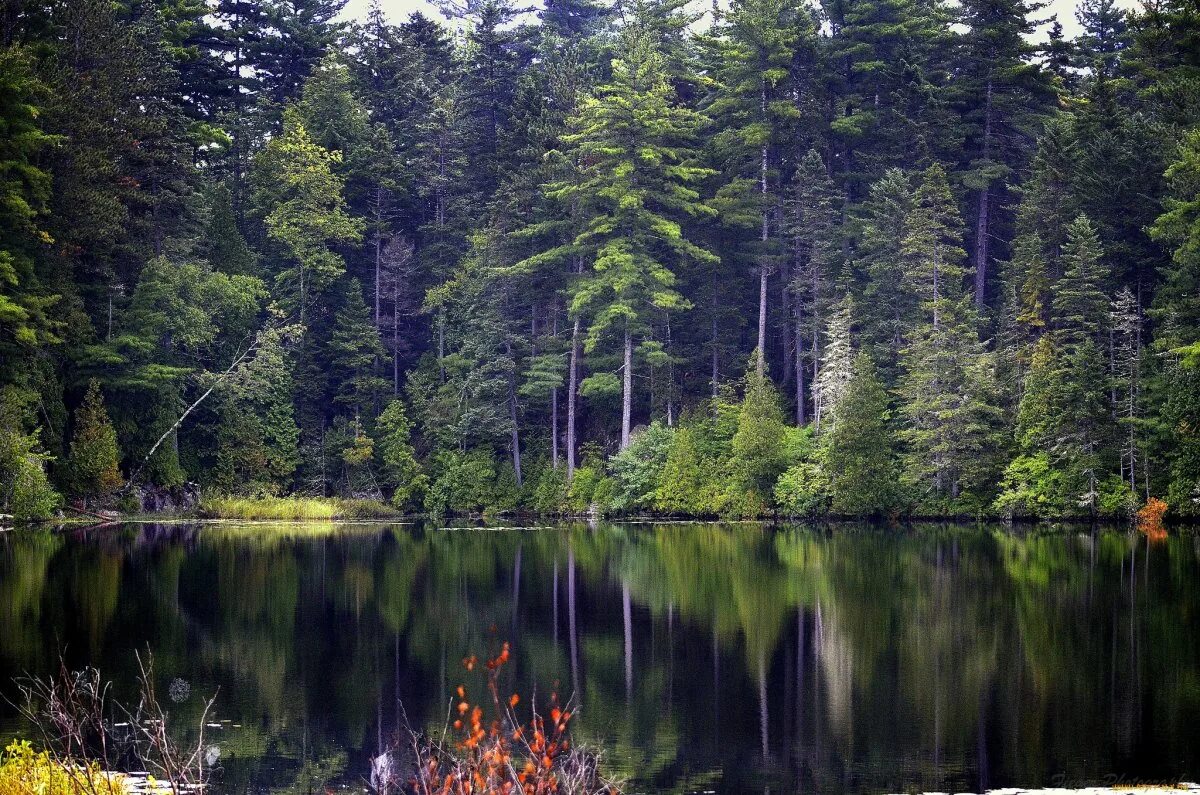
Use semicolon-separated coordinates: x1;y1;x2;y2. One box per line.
0;0;1198;520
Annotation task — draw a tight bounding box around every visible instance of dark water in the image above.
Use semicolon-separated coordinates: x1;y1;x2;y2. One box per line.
1;522;1198;793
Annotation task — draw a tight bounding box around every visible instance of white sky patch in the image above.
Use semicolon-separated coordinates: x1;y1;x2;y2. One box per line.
340;0;1142;42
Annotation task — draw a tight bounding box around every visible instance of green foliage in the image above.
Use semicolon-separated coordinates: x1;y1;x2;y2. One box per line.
823;353;899;515
213;325;300;496
655;424;717;515
0;388;61;521
376;399;428;511
774;462;829;516
608;421;675;511
726;362;786;510
252;109;364;319
65;380;122;501
424;450;499;516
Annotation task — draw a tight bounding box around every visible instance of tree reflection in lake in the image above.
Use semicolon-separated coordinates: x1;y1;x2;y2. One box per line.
1;522;1198;793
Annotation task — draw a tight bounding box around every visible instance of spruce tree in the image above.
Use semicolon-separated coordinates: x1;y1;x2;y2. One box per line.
823;352;898;515
66;380;122;503
857;168;915;384
1052;214;1110;352
814;295;855;433
898;297;1002;507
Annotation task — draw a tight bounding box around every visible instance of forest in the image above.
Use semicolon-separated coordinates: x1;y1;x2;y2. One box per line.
0;0;1198;521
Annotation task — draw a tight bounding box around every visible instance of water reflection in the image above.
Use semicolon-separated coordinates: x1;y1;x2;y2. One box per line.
1;522;1197;793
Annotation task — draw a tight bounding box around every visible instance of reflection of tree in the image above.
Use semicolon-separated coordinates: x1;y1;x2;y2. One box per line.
2;521;1199;794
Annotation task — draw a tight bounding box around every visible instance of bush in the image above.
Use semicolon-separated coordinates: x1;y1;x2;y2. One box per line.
567;464;613;514
0;740;126;795
774;462;830;516
655;424;719;515
530;463;570;514
608;422;674;512
425;450;498;516
0;388;61;521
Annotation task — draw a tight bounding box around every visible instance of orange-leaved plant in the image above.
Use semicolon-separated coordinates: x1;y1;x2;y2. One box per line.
406;642;617;795
1137;497;1168;541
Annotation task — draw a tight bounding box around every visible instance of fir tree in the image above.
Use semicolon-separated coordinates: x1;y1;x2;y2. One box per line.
376;397;427;509
66;380;122;502
814;295;855;433
1052;214;1110;351
823;352;898;515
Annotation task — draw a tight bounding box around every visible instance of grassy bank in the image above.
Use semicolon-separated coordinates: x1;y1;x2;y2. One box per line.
197;496;403;521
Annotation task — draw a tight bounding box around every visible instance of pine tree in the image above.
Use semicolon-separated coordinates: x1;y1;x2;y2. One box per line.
954;0;1055;308
251;108;364;324
705;0;806;377
552;24;717;450
823;352;898;514
1075;0;1129;79
66;380;122;502
0;47;58;369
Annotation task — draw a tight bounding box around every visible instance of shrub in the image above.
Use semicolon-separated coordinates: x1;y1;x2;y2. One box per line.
608;422;674;512
530;464;569;514
0;740;126;795
425;450;497;516
1137;496;1168;540
0;387;61;521
774;462;830;516
655;424;717;515
391;643;618;795
567;464;612;514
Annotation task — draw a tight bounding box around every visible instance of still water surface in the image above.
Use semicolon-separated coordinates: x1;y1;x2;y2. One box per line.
1;522;1198;793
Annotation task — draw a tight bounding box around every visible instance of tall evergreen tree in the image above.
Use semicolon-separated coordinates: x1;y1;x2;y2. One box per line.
545;24;717;450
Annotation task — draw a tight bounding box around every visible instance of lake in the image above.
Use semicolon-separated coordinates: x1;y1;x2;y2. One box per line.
1;522;1197;793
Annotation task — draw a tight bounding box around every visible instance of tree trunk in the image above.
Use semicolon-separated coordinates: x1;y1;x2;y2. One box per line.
551;311;559;469
567;317;580;480
795;308;806;425
505;339;522;487
973;79;994;309
756;92;769;378
621;325;633;450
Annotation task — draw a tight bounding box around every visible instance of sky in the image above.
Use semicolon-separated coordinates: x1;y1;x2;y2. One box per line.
340;0;1141;40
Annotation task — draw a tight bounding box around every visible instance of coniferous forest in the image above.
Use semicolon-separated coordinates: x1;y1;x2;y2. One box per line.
1;0;1199;521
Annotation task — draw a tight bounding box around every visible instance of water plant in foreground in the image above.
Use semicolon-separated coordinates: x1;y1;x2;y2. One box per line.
379;642;619;795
